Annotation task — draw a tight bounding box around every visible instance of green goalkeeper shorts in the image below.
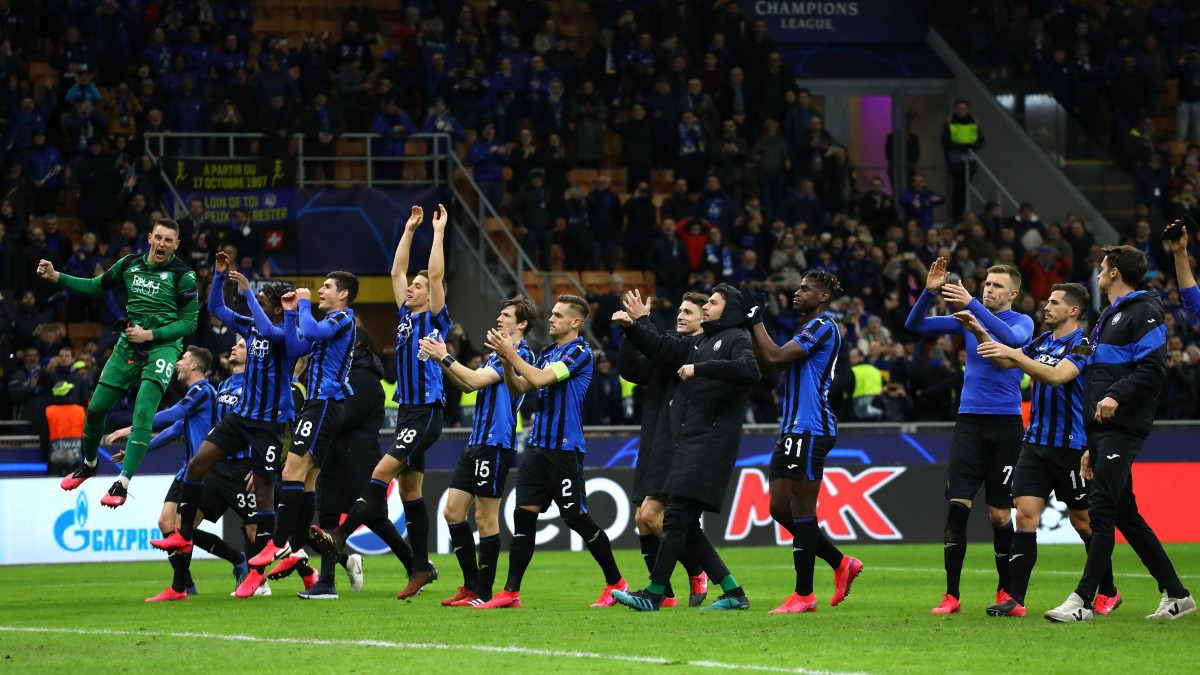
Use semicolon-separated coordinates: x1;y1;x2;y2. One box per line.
98;339;183;392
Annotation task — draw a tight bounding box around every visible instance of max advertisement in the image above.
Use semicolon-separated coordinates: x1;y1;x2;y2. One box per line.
9;462;1194;565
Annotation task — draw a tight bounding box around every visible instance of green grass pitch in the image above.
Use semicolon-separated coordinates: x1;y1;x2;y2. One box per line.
1;543;1196;674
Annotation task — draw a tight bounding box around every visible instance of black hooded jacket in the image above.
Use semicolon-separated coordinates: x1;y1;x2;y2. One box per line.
623;292;760;511
618;328;681;502
1082;289;1166;439
317;347;386;516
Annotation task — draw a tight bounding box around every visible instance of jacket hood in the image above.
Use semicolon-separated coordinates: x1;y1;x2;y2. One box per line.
353;348;385;379
702;288;748;334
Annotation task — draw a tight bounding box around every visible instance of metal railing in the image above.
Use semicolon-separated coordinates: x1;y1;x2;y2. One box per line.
142;130;594;341
964;148;1022;215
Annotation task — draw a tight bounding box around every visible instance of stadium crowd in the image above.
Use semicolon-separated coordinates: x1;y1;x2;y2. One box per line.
4;0;1200;465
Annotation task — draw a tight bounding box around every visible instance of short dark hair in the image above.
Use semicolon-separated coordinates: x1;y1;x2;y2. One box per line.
327;271;358;304
154;218;181;236
502;294;538;331
803;271;843;297
1101;245;1149;285
1052;283;1090;315
556;293;590;320
712;283;738;305
260;281;291;311
681;291;709;307
987;264;1022;289
186;345;213;374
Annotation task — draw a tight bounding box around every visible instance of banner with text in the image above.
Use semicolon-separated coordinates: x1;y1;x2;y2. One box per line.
0;476;224;565
170;157;297;225
742;0;926;44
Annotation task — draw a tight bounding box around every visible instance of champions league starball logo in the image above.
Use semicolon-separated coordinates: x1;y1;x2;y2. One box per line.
345;480;408;554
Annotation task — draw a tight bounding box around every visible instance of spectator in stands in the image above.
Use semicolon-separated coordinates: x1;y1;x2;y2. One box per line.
769;230;806;293
543;134;571;218
732;248;767;290
622;180;658;266
9;346;48;433
899;173;945;229
64;67;101;105
1020;245;1073;301
21;227;61;299
507;126;542;194
941;99;984;220
255;53;299;107
647;219;688;298
105;220;142;259
367;97;415;181
11;94;55;156
168;77;210;157
695;175;737;234
257;92;294;160
586;174;621;272
40;214;71;260
795;113;834;180
584;29;622;105
468;122;508;212
511;168;552;269
603;100;650;193
885;110;921;191
753;119;790;223
24;130;64;217
675;108;708;191
101;82;141;140
562;186;592;272
711;118;750;195
780;178;823;230
423;96;467;179
567;80;606;169
74;139;121;235
700;227;734;283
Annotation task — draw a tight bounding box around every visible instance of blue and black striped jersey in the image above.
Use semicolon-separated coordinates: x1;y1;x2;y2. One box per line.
468;340;535;450
146;380;217;480
394;304;453;406
527;337;592;452
780;313;842;437
1022;328;1087;450
216;372;251;460
208;272;309;423
298;302;356;401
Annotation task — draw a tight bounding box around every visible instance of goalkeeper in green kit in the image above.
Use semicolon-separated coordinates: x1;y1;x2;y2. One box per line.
39;219;199;507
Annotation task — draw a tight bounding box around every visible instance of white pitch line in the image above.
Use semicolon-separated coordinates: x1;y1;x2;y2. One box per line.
0;626;869;675
733;564;1200;580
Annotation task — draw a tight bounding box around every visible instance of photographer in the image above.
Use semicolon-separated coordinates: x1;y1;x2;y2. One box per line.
876;381;914;422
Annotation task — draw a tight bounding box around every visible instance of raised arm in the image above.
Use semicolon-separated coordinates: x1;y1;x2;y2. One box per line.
965;297;1033;347
904;256;962;335
279;292;311;358
420;335;503;392
296;294;353;341
391;205;423;308
1165;222;1200;315
977;341;1081;386
615;291;694;368
428;203;447;314
146;419;185;452
41;255;124;298
208;270;247;329
616;329;657;384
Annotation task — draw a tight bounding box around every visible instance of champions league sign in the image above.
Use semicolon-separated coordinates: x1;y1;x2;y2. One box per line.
742;0;926;44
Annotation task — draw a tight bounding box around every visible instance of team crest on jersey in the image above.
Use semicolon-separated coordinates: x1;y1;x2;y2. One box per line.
160;271;169;280
1112;312;1122;325
713;339;723;350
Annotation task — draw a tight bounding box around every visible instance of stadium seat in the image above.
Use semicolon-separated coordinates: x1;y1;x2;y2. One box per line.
581;270;609;293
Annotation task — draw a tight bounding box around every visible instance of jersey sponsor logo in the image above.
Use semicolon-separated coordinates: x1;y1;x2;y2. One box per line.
217;392;240;407
130;274;164;297
724;467;905;542
249;336;272;359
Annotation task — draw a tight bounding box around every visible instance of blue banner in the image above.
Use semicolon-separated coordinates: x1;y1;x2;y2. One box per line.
175;189;297;225
264;186;452;275
742;0;926;44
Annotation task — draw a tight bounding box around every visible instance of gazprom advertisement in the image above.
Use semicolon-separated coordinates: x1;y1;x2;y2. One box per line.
0;476;224;565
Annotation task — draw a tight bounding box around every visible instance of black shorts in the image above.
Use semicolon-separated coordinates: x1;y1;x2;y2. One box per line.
317;436;380;518
1011;442;1089;511
163;460;256;523
450;444;518;499
947;414;1024;508
385;405;444;473
290;398;346;468
205;413;287;479
769;432;837;481
514;445;587;517
199;459;259;523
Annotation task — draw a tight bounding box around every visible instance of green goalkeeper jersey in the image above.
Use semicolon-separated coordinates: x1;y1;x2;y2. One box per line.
56;253;199;344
